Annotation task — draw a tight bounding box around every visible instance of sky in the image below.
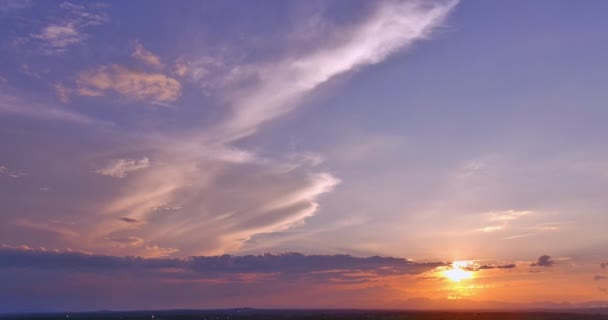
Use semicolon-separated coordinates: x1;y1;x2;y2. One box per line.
1;0;608;313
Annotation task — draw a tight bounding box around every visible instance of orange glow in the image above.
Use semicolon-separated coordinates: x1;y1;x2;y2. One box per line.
442;261;473;282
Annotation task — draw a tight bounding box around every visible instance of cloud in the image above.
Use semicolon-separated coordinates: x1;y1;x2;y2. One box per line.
0;91;106;125
119;217;139;224
594;275;607;281
530;255;554;267
31;2;108;54
477;225;504;232
0;246;443;278
490;210;532;222
133;40;163;68
12;219;79;238
106;236;144;247
602;262;607;269
76;65;182;104
0;1;458;259
54;82;71;103
210;0;458;143
478;210;532;233
462;263;517;271
0;0;31;13
0;163;24;178
96;157;151;178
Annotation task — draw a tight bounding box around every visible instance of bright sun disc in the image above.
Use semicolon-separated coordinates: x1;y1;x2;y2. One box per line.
443;261;473;282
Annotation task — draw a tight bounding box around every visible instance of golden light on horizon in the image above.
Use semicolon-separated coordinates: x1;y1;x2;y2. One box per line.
443;261;473;282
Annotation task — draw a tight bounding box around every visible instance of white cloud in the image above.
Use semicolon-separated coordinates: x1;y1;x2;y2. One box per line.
477;225;505;232
477;210;533;233
490;210;532;222
6;1;458;257
211;0;458;142
96;157;151;178
31;2;109;54
0;163;25;178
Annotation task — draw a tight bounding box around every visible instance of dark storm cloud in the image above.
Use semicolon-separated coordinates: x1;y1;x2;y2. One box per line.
530;255;554;267
119;217;139;223
463;263;516;271
0;246;445;278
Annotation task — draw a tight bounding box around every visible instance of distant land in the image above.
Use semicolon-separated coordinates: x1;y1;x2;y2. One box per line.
3;309;608;320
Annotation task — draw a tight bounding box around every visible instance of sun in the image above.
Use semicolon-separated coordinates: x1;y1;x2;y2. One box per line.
443;261;473;282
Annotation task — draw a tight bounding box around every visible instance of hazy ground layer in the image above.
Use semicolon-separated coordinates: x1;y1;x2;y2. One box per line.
3;310;608;320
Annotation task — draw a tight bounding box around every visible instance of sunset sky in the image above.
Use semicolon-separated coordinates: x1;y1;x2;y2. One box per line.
2;0;608;313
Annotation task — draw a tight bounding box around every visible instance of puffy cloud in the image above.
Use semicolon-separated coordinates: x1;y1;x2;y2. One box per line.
96;157;150;178
31;2;108;54
76;65;182;104
132;40;163;68
530;255;554;267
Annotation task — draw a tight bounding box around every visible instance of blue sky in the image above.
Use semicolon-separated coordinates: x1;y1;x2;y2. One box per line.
2;0;608;312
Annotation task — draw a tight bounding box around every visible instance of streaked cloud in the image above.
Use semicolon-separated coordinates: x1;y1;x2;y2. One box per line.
79;0;455;257
0;90;106;125
0;246;444;278
490;210;532;222
76;65;182;104
12;219;79;238
477;225;504;233
96;157;150;178
208;0;459;143
0;163;24;178
477;210;532;233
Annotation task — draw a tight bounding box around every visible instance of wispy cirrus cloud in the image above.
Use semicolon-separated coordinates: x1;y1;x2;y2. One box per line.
0;91;106;125
31;2;108;54
0;163;24;178
12;218;79;238
1;1;459;259
477;210;532;233
96;157;150;178
206;0;458;143
76;0;456;257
